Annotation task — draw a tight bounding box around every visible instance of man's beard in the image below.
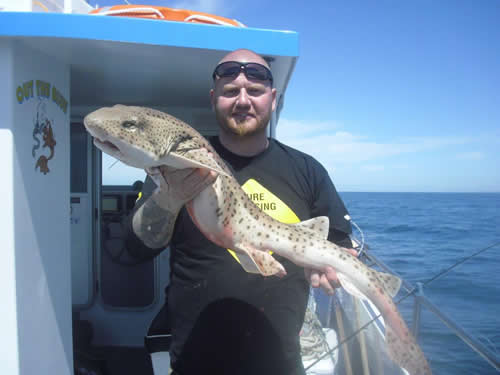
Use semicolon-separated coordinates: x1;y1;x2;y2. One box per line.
215;109;271;137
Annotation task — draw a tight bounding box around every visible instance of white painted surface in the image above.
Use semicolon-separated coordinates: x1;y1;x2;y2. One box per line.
0;132;20;372
71;193;93;307
0;38;20;375
0;49;20;370
70;0;93;14
0;0;92;12
0;40;72;374
0;0;31;12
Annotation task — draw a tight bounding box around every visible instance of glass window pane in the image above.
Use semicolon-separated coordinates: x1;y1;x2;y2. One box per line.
102;153;146;187
70;123;88;193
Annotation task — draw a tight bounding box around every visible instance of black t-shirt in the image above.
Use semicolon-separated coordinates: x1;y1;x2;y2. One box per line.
126;136;351;375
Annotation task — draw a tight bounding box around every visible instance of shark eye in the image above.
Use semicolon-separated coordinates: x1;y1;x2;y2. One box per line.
121;121;138;131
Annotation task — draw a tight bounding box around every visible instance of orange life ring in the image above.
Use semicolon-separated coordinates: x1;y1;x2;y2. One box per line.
89;5;245;27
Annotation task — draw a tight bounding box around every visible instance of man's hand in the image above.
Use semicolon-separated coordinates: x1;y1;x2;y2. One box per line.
304;248;358;295
158;166;217;203
148;154;218;212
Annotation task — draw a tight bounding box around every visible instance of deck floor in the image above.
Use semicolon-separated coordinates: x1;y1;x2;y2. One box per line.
74;346;154;375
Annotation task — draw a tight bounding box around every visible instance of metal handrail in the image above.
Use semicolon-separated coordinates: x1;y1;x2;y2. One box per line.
363;251;500;372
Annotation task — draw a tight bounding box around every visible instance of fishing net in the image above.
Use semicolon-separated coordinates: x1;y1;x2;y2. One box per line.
301;288;408;375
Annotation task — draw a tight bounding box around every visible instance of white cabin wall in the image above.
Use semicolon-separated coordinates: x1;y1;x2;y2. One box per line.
0;40;72;374
0;0;93;12
0;0;31;12
0;39;20;375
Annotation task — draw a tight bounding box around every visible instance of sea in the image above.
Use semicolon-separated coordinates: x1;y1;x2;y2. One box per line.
337;192;500;375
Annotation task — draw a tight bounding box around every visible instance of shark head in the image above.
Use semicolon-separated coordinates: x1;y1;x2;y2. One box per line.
83;104;180;168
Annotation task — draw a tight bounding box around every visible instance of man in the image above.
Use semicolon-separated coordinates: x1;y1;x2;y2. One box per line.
124;49;353;374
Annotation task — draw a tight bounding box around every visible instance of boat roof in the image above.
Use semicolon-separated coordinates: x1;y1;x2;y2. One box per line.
0;12;299;124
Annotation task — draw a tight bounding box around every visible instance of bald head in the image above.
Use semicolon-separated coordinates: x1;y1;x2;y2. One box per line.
209;48;277;154
218;49;270;69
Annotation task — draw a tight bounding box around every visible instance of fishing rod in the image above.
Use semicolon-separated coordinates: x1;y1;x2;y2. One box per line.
418;241;500;289
304;240;500;371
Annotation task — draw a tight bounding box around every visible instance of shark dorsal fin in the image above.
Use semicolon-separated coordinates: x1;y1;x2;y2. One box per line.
291;216;330;240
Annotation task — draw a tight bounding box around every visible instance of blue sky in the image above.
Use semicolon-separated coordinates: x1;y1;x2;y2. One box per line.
89;0;500;192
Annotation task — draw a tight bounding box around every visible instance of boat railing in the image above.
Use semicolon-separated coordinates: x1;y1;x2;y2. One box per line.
362;252;500;372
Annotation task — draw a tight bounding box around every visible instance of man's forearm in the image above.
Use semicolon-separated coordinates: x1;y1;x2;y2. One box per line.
131;166;216;250
132;194;181;249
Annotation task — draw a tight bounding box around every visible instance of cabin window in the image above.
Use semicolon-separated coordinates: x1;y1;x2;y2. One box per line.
100;154;156;309
70;123;94;308
70;123;88;193
101;153;146;187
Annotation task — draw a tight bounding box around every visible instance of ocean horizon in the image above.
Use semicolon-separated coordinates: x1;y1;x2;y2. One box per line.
336;191;500;375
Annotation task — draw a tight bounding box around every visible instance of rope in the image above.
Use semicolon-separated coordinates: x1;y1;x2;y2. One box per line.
300;307;330;361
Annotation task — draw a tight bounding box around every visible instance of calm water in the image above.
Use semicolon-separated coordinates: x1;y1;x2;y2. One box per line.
339;192;500;375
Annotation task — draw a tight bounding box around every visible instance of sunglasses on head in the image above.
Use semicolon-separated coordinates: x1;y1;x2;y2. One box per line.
212;61;273;84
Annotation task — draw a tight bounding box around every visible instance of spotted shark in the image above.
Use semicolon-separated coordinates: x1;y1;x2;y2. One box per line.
83;104;432;375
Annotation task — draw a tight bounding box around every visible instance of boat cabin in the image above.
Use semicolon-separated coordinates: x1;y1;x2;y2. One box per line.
0;9;298;374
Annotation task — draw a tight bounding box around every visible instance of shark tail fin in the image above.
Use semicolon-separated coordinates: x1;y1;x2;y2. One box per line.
385;323;432;375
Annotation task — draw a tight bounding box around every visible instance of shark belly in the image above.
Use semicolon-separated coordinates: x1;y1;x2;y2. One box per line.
186;177;237;249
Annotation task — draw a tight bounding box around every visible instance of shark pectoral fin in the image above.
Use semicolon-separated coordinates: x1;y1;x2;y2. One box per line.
233;243;286;277
167;149;231;177
337;272;369;301
373;269;402;298
291;216;330;240
229;247;261;274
